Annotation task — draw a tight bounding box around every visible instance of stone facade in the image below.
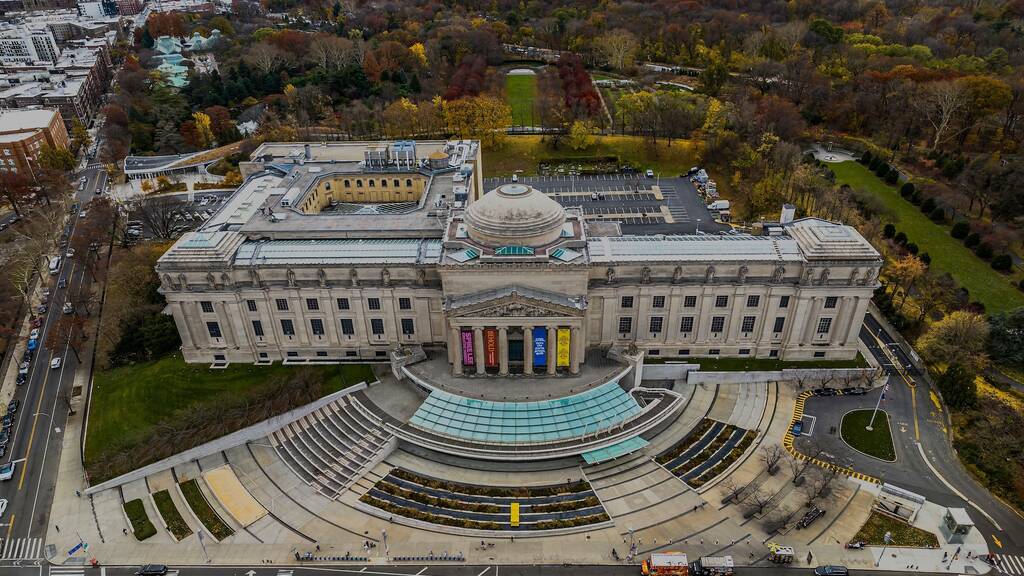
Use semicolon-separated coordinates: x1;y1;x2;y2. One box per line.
157;141;882;369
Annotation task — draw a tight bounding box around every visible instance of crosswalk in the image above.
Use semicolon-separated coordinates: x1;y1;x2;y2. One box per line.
1;537;42;560
50;568;85;576
996;555;1024;575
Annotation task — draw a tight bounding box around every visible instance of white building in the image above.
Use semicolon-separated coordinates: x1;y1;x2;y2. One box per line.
0;24;60;64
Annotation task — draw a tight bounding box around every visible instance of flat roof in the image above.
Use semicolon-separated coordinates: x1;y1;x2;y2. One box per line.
233;238;443;266
0;108;56;132
587;234;803;263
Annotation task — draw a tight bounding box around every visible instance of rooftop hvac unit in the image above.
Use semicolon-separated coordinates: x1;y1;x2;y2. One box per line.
364;146;390;168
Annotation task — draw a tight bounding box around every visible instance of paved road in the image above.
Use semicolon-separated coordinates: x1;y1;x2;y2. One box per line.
0;565;979;576
794;311;1024;560
0;212;91;562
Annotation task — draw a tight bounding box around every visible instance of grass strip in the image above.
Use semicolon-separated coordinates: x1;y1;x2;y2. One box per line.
152;489;192;540
179;479;234;540
853;511;939;547
840;409;896;461
123;498;156;541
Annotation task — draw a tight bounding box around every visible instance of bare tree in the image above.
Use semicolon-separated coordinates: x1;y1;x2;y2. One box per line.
743;488;773;517
720;477;748;504
787;442;824;486
246;41;291;75
762;445;784;475
594;29;639;71
307;34;358;72
912;81;967;150
802;465;840;504
763;505;796;534
131;196;181;240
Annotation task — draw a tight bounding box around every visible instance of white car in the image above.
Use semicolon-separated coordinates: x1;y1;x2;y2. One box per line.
66;248;75;258
0;462;15;481
0;498;7;517
645;169;655;178
30;328;39;339
62;302;74;314
50;357;61;369
79;211;87;219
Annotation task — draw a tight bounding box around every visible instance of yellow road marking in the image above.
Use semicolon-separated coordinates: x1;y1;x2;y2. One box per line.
992;535;1002;548
19;356;52;490
3;514;14;544
929;390;942;412
910;386;919;441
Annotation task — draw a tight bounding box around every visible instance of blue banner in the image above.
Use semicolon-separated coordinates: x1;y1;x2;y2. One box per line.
532;327;547;367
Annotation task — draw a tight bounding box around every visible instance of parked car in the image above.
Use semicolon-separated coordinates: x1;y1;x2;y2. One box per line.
21;350;31;362
0;498;7;517
843;387;868;396
813;567;847;576
0;462;16;481
7;399;19;414
29;328;39;339
645;169;655;178
798;506;826;529
36;304;47;314
66;248;75;258
0;429;9;445
16;374;27;386
18;362;29;375
791;421;803;437
58;278;66;289
50;357;62;369
813;388;838;397
62;302;74;314
135;565;169;576
32;317;43;328
2;414;13;429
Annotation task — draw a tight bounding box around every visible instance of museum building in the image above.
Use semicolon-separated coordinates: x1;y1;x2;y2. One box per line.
155;140;883;371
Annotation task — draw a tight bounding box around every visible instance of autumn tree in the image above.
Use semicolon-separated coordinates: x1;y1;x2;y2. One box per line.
37;144;77;172
441;95;512;148
191;111;215;148
886;255;926;311
913;81;967;150
0;172;35;216
594;29;639;71
568;120;595;150
69;119;91;155
917;311;990;376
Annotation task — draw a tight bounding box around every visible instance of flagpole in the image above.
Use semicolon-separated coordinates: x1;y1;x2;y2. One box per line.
866;384;888;431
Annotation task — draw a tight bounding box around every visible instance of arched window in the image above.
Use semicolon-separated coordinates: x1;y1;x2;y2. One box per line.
356;179;363;187
405;179;413;187
343;179;351;188
368;179;375;187
393;178;400;187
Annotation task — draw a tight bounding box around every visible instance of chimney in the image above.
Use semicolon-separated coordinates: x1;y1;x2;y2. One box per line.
303;143;311;160
780;204;795;224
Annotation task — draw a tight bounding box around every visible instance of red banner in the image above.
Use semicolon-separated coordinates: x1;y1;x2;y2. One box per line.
484;328;498;367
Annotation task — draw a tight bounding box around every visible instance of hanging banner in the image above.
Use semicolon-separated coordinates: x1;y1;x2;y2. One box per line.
532;327;547;367
461;330;475;365
484;328;498;367
556;328;571;367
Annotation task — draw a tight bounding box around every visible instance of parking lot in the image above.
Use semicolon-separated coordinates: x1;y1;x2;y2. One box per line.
482;173;728;234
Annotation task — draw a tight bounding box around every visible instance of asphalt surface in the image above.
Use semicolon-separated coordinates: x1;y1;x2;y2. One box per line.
792;312;1024;560
482;173;730;234
0;565;974;576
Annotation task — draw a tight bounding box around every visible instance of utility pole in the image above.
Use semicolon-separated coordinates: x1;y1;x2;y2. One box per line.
866;383;889;431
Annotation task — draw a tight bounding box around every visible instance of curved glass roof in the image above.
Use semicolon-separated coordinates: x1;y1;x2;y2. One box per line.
408;380;641;444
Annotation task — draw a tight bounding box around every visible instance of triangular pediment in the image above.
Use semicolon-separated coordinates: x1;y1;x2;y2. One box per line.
445;286;586;318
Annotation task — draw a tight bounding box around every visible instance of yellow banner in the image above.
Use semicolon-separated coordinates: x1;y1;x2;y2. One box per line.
556;328;571;367
510;502;520;527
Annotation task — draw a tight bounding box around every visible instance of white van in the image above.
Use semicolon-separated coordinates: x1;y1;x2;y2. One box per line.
48;256;61;275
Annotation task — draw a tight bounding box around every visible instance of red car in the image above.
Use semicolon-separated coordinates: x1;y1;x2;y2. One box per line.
31;317;43;328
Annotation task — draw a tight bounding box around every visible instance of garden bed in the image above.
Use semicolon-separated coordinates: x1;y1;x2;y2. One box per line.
123;498;156;540
853;511;939;547
179;479;234;540
656;418;716;464
152;489;192;540
841;409;896;461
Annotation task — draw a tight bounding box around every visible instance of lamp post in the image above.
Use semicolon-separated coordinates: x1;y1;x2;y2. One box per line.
866;383;889;431
875;531;892;567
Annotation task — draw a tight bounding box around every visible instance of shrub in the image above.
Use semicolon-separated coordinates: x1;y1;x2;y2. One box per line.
991;254;1012;271
860;150;873;165
941;157;965;178
1019;278;1024;291
950;221;970;239
966;301;985;314
964;232;981;248
884;170;899;184
869;157;882;171
919;252;931;265
920;197;937;213
974;243;993;259
929;207;946;223
909;191;922;205
875;163;891;178
934;364;976;409
906;242;919;255
894;231;907;245
899;182;915;198
882;223;895;239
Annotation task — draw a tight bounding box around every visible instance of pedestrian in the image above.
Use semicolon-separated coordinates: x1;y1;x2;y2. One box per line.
316;544;320;552
55;525;60;533
75;489;81;497
122;528;128;535
943;552;948;561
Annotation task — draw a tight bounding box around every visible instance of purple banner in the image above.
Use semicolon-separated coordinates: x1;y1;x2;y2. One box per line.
461;330;475;365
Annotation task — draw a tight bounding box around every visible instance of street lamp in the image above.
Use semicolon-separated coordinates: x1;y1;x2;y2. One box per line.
875;531;892;567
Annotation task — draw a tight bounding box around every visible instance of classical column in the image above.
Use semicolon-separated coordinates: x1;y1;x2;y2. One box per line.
451;326;463;375
474;327;485;375
498;327;509;376
570;326;581;374
547;326;557;375
523;325;534;375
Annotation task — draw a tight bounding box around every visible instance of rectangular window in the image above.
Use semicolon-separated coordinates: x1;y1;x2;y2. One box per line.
337;297;350;310
814;351;826;358
252;320;264;337
200;301;214;313
287;351;298;357
246;299;257;312
684;295;697;308
773;317;786;333
275;298;288;311
715;295;728;308
746;295;760;307
677;349;690;356
306;298;319;311
317;351;328;357
206;321;221;338
739;348;750;355
741;316;756;332
649;317;664;333
281;319;295;336
708;348;721;355
618;317;633;334
779;296;790;308
680;316;694;333
817;317;833;334
340;318;355;335
652;296;666;309
345;350;358;357
711;316;725;333
398;297;412;310
621;296;634;309
649;349;660;356
769;349;779;358
401;318;415;335
370;318;385;335
310;318;325;335
367;298;381;310
824;296;838;309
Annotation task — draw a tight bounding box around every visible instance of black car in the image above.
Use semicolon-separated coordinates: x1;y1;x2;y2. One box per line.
2;414;12;429
7;400;19;414
842;387;868;396
813;388;838;397
0;429;9;445
21;350;31;363
135;565;169;576
798;506;825;528
16;374;27;386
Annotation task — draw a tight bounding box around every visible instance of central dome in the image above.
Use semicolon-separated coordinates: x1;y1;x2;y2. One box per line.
464;183;567;248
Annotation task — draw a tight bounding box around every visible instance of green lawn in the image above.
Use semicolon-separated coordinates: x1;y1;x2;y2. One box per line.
484;135;700;177
505;73;537;126
646;352;868;371
853;511;939;547
840;409;896;461
152;489;192;540
829;161;1024;314
179;479;234;540
123;498;157;541
85;354;374;468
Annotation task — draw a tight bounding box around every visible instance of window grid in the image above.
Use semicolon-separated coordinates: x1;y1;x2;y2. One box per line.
680;316;694;333
824;296;838;309
367;298;381;310
618;317;633;334
252;320;264;337
773;317;785;333
246;299;257;312
398;297;412;310
779;296;790;308
746;295;760;307
711;316;725;333
715;295;729;308
340;318;355;335
281;319;295;336
741;316;756;332
275;298;289;311
817;317;833;334
684;295;697;308
310;318;325;335
371;318;385;335
401;318;415;335
206;321;221;338
652;296;665;309
200;301;213;313
306;298;319;311
621;296;634;309
337;297;350;310
649;317;664;333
